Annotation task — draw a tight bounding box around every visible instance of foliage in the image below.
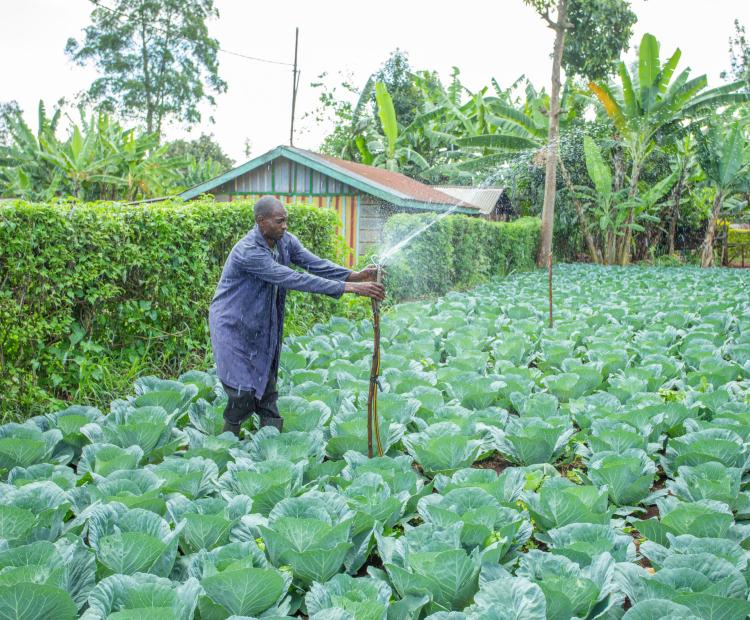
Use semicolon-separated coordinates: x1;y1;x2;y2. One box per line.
1;265;750;616
0;101;179;201
562;0;637;81
163;133;234;190
381;214;541;301
722;19;750;89
65;0;227;135
0;199;344;419
164;133;234;170
372;50;424;129
589;32;748;264
0;100;22;146
692;119;750;266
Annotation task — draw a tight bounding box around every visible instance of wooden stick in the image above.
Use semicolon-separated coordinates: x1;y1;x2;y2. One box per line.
548;252;554;328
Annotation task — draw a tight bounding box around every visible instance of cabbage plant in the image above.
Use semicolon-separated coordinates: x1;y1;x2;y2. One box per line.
259;492;354;586
402;423;485;476
417;487;531;557
586;449;657;507
487;416;575;465
375;522;481;613
516;551;622;619
524;478;612;534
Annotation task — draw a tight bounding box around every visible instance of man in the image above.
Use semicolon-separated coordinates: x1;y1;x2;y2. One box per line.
209;196;385;436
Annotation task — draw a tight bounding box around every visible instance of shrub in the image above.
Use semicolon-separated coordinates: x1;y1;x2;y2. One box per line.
381;214;540;301
0;198;343;419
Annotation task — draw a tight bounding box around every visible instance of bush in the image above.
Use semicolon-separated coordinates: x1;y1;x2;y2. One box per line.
381;214;540;302
0;198;345;419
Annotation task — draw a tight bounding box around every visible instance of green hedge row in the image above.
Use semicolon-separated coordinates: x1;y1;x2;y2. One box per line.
1;200;540;419
0;198;348;419
381;214;541;302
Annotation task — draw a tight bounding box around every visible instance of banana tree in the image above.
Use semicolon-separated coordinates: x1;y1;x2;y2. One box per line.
693;120;750;267
578;136;627;263
0;101;179;201
0;101;64;200
589;32;748;264
453;83;605;262
39;115;123;199
357;82;429;175
662;135;699;255
577;135;677;264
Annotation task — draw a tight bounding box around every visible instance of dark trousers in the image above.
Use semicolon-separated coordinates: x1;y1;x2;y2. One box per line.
221;356;282;434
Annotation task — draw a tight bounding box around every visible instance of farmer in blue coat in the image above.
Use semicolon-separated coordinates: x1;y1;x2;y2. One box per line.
209;196;385;436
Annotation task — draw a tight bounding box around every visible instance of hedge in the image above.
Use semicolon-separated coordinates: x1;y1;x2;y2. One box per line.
0;198;349;419
381;214;541;302
1;200;540;420
726;227;750;266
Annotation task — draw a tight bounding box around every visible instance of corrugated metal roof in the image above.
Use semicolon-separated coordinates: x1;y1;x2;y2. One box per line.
435;186;504;215
178;145;478;214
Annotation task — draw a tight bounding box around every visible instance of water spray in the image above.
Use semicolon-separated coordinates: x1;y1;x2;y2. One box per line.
367;259;384;457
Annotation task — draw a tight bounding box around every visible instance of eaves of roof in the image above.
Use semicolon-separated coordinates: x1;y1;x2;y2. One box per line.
178;145;477;215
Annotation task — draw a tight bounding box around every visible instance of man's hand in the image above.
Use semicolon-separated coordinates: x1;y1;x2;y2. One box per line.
347;265;382;282
344;281;385;301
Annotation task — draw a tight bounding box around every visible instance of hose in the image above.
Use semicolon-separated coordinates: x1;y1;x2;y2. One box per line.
367;262;384;458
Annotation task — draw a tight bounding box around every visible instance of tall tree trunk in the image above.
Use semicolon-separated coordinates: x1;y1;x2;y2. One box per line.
558;156;600;263
667;166;686;255
139;15;153;135
536;0;567;268
617;162;641;265
701;191;724;267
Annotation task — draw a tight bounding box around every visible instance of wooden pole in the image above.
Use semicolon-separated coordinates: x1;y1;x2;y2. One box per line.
289;27;299;146
548;252;554;328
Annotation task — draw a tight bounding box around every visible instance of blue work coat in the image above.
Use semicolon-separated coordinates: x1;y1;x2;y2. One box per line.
209;225;351;394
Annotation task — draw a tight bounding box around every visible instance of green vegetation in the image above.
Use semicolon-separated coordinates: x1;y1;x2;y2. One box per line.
382;215;540;301
312;32;749;263
0;199;533;420
0;199;345;419
65;0;226;135
3;265;749;618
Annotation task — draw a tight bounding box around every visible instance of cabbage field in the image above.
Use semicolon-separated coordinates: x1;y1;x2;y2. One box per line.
5;264;750;619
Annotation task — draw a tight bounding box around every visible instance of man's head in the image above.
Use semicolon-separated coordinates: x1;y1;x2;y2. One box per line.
254;196;288;242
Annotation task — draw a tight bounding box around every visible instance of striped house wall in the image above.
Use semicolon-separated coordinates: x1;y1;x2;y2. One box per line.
212;157;361;266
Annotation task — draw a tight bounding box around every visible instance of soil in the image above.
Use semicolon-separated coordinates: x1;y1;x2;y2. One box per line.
472;452;511;474
651;466;668;492
355;552;384;577
557;456;587;477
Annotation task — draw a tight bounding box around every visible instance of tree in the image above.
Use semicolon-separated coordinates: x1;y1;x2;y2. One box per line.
0;101;22;146
372;50;423;129
163;133;233;190
305;71;375;161
722;19;750;89
164;133;234;168
693;120;750;267
0;100;179;201
524;0;636;267
66;0;227;136
589;33;749;264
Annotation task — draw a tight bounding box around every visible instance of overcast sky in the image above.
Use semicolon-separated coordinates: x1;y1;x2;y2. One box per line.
2;0;749;163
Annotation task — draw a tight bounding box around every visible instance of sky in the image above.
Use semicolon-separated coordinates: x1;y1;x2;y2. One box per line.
2;0;749;163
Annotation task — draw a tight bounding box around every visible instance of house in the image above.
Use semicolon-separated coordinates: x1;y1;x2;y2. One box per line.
178;145;482;262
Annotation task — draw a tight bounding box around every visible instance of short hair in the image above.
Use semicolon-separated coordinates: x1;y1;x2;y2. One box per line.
254;196;283;222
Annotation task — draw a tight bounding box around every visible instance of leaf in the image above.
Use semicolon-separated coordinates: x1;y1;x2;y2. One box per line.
375;82;398;160
583;136;613;202
638;33;662;112
201;567;285;617
0;583;76;620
